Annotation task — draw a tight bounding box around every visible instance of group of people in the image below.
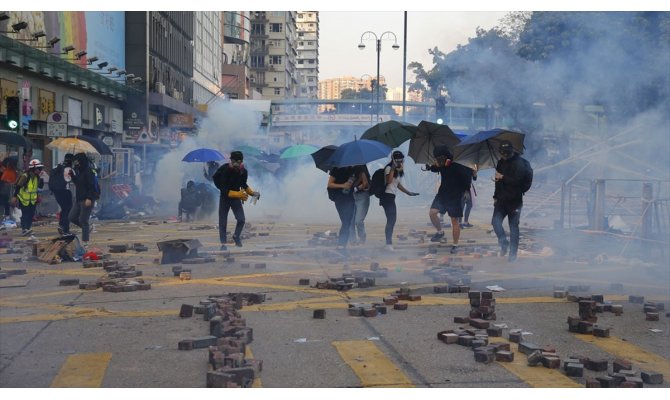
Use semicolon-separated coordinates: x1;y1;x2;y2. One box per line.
325;140;532;262
0;153;99;247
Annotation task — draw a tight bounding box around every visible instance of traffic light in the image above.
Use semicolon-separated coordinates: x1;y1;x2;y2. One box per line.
5;96;20;131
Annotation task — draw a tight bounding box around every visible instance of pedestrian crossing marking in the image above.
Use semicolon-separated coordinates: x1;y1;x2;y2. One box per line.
332;340;414;387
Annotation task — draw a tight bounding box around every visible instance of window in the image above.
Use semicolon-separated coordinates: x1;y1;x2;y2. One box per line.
298;59;304;64
308;77;314;82
299;41;304;46
269;55;282;65
252;23;265;35
273;77;278;82
308;59;315;64
270;23;282;33
274;88;281;95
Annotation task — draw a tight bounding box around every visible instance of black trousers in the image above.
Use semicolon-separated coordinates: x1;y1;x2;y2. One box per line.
380;193;397;245
333;194;354;247
19;203;36;230
69;200;93;242
218;196;245;244
53;189;73;232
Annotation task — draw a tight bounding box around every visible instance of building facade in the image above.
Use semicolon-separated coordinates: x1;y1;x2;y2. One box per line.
295;11;318;99
318;75;387;100
192;11;223;107
221;11;251;100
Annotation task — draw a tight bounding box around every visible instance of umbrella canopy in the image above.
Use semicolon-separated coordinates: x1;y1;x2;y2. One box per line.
325;139;392;169
280;144;318;159
182;148;226;163
311;145;338;172
0;130;32;148
46;137;99;154
452;128;526;170
234;145;264;158
77;135;113;156
408;121;462;165
360;120;418;148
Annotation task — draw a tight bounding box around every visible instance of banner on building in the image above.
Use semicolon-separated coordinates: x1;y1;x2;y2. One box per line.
38;89;55;121
168;114;194;128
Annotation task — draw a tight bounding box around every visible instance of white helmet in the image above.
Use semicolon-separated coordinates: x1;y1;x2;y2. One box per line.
28;159;44;169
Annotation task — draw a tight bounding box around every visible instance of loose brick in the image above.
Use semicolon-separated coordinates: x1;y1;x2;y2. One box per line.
206;371;236;388
468;291;481;300
643;304;658;313
474;349;495;363
585;379;601;388
457;335;475;347
178;340;194;350
486;326;503;337
348;307;363;317
641;371;663;384
566;363;584;377
375;305;387;314
646;312;659;321
59;279;80;286
611;304;624;315
495;351;514;362
363;308;378;317
439;333;459;344
393;303;408;311
527;350;543;367
623;377;644;388
508;330;522;343
585;358;608;372
591;294;605;303
578;320;594;334
469;318;490;329
313;309;325;319
629;295;644;304
518;342;542;355
493;342;510;352
593;326;610;337
298;279;310;286
596;376;616;388
542;356;561;369
454;316;470;324
179;304;194;318
613;359;632;373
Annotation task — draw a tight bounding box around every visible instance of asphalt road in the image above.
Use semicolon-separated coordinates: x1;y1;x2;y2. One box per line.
1;206;669;391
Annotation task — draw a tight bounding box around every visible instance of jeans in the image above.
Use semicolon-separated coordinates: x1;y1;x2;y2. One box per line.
19;203;36;230
70;200;93;242
53;189;73;233
491;200;522;257
461;190;473;223
334;195;355;247
380;193;397;245
218;196;245;244
349;191;370;243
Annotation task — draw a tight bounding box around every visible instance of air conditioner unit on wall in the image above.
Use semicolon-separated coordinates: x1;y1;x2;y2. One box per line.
41;67;52;77
55;72;65;81
156;82;165;94
25;62;37;72
6;55;22;67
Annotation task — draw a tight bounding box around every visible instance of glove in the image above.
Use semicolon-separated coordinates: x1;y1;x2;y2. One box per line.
409;192;420;196
228;190;249;201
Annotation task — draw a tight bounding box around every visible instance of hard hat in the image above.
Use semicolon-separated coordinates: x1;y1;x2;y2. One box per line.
28;159;44;169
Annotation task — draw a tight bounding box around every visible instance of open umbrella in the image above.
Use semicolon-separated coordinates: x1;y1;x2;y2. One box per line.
0;130;33;148
452;128;526;170
77;135;113;156
234;145;263;158
408;121;462;165
47;137;99;154
311;145;338;172
360;120;418;148
182;148;226;163
325;139;391;169
280;144;318;159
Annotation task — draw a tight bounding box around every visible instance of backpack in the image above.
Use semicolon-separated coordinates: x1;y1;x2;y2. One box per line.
91;169;101;200
519;158;533;194
369;168;387;199
48;164;67;192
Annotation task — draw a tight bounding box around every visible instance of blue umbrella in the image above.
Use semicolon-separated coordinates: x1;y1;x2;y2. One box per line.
182;148;226;163
452;128;525;170
325;139;391;168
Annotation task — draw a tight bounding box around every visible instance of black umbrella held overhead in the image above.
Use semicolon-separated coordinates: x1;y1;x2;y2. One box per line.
0;129;33;148
311;145;338;172
78;135;113;156
360;120;418;148
408;121;462;165
452;128;525;170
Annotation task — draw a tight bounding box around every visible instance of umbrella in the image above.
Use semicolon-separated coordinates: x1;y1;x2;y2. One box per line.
77;135;113;156
234;145;263;158
408;121;462;165
280;144;318;159
311;145;338;172
452;128;526;170
182;148;226;163
360;120;418;148
325;139;392;169
47;137;99;154
0;130;32;148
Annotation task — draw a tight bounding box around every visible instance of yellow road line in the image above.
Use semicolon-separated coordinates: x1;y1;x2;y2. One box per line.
50;352;112;387
332;340;414;388
574;334;670;376
244;346;262;388
488;338;581;388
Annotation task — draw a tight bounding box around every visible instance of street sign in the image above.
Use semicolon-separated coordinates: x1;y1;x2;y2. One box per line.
47;112;68;137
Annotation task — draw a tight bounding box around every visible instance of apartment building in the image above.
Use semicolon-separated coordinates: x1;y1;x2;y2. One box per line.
318;75;387;100
192;11;223;107
295;11;318;99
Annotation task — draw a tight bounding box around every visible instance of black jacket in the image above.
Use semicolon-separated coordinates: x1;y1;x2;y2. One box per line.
212;164;249;195
494;154;531;204
428;162;472;201
72;154;97;202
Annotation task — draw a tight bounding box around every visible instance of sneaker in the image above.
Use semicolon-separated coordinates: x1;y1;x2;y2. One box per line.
430;231;445;242
232;235;242;247
57;226;65;235
508;253;517;262
462;222;473;228
384;244;395;252
220;244;228;251
450;245;458;254
500;242;509;257
22;228;33;236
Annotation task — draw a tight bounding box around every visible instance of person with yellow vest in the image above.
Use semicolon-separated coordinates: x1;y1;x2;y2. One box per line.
212;151;260;250
12;159;45;236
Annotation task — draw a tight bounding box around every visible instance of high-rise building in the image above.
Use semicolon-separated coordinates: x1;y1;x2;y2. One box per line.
193;12;223;107
221;11;252;100
296;11;318;99
318;75;386;100
249;11;298;100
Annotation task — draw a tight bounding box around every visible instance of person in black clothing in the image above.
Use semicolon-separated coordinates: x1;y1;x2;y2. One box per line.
491;140;532;262
69;153;97;246
327;165;356;253
212;151;260;250
178;180;201;222
459;169;478;228
53;153;74;234
426;145;474;253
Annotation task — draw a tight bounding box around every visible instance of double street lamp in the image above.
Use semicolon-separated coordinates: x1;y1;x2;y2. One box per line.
358;31;399;123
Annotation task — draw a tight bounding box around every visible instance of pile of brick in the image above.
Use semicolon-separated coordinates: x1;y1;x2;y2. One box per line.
566;294;620;336
437;327;511;363
346;302;388;317
77;264;150;291
580;357;663;387
307;231;339;247
177;293;266;388
637;297;665;321
313;267;380;291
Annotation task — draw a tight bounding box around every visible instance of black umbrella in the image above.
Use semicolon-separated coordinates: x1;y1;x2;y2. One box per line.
452;128;526;170
361;120;418;148
311;145;338;172
0;130;32;148
408;121;462;165
78;135;113;156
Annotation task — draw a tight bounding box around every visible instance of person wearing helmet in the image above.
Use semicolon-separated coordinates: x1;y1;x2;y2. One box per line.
380;151;419;251
12;159;45;236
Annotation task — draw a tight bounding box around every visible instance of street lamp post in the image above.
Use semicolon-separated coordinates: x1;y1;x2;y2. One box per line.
358;31;399;123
